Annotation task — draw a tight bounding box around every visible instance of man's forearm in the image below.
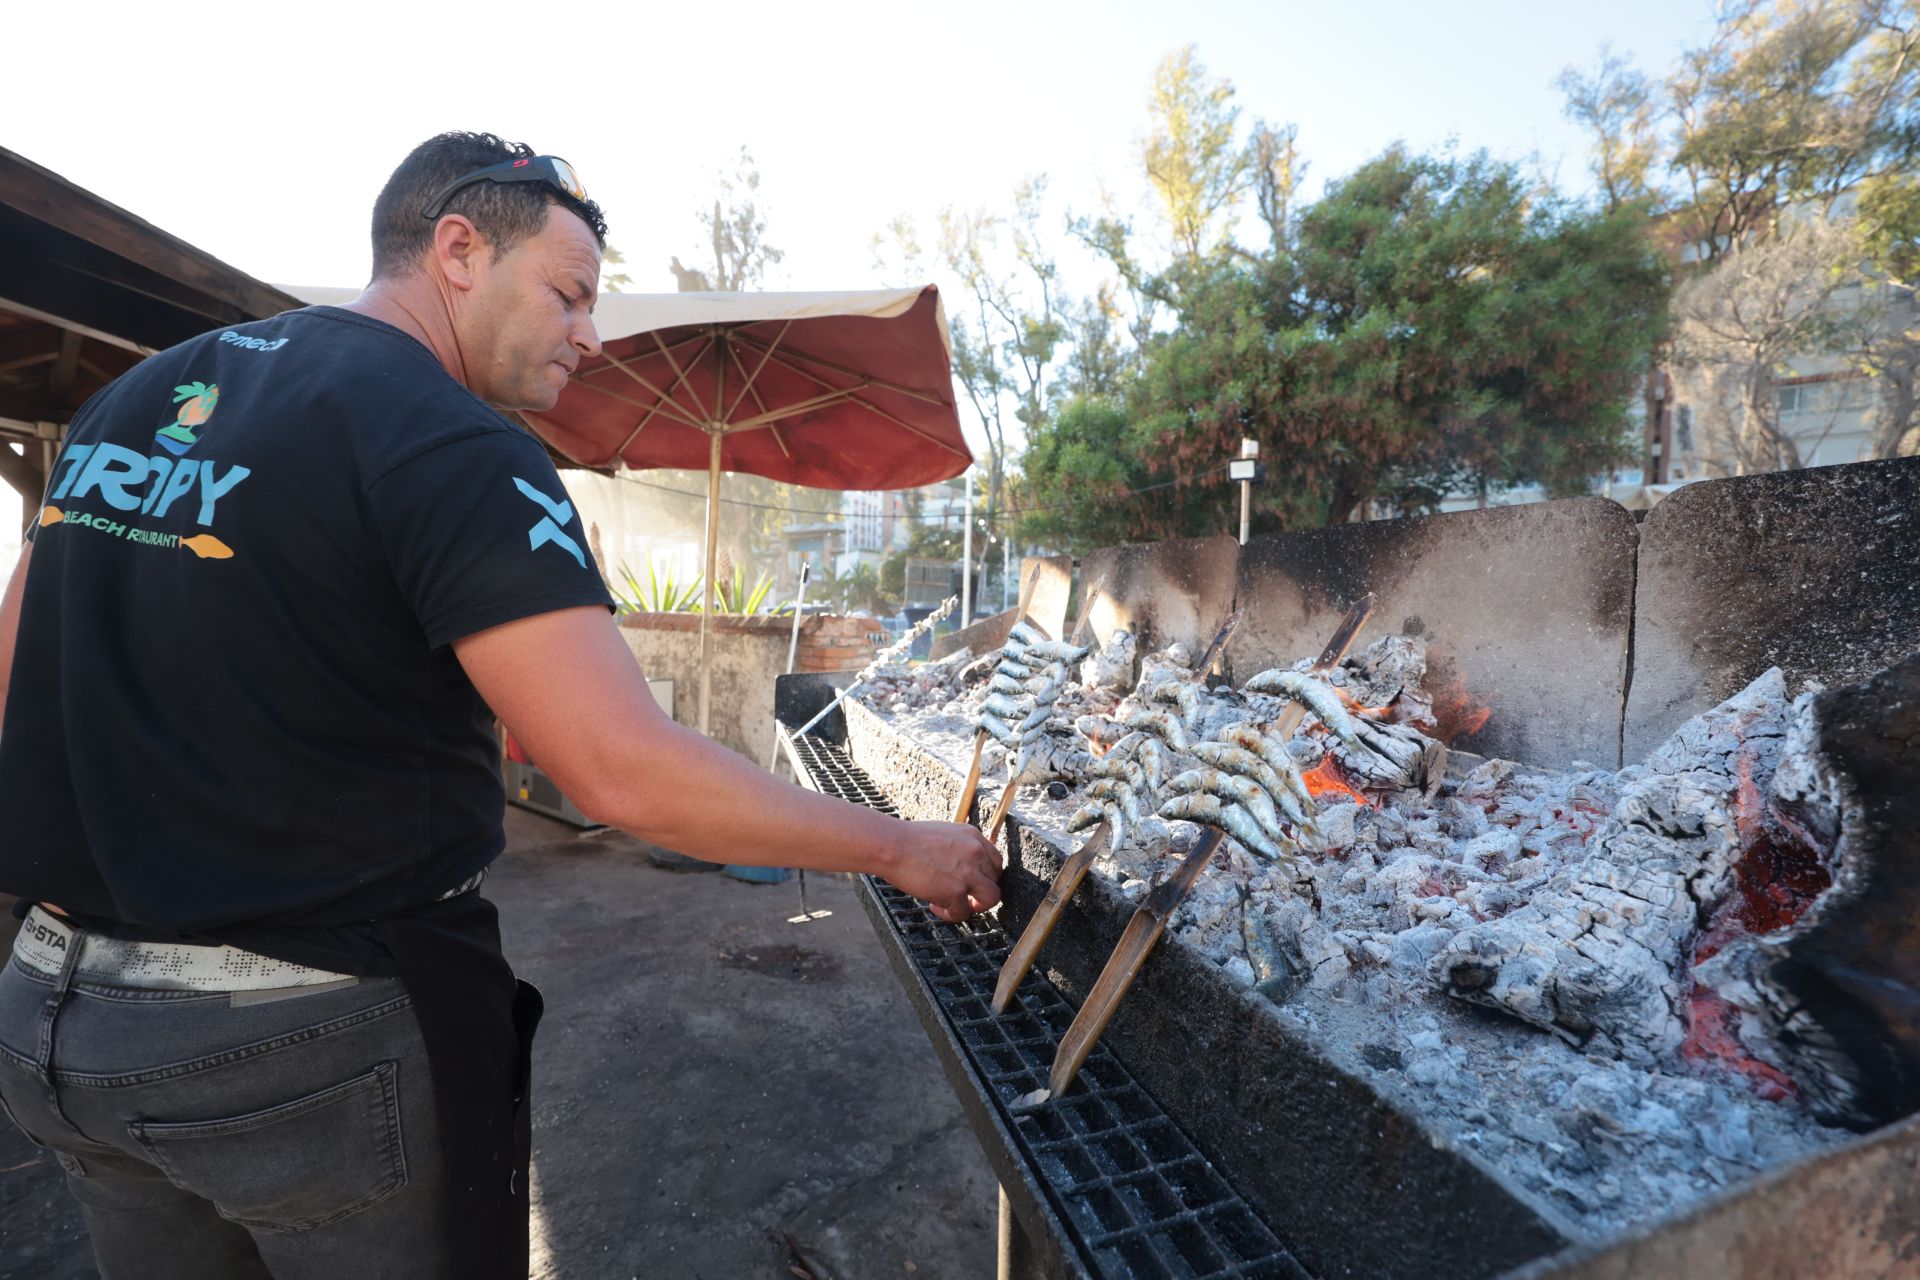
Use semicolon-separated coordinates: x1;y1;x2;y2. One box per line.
577;711;905;877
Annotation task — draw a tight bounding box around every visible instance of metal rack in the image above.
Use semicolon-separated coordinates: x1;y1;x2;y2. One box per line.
783;730;1309;1280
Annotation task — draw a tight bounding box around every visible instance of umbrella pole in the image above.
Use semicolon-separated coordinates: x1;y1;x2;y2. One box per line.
699;430;722;737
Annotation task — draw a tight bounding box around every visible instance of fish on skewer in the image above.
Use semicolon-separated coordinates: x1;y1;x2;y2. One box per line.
951;571;1051;823
1193;739;1319;836
1041;594;1375;1098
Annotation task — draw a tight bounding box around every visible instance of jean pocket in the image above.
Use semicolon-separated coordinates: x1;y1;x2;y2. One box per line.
129;1059;407;1233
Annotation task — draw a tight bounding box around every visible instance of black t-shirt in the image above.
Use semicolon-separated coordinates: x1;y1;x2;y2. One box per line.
0;306;611;972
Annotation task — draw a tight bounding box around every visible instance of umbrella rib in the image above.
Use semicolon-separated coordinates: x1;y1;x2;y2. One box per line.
722;320;791;422
513;411;594;466
569;372;708;433
726;384;870;432
575;329;708;371
841;389;974;460
725;341;790;458
652;330;711;422
600;341;714;427
731;334;953;409
604;338;713;454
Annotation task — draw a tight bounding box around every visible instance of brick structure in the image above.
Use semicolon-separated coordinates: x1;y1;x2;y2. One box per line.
794;614;886;672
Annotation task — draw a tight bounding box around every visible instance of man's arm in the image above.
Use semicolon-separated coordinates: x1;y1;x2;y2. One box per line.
454;606;1002;920
0;541;30;735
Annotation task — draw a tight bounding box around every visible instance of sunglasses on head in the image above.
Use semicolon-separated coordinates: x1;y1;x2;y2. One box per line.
421;155;587;221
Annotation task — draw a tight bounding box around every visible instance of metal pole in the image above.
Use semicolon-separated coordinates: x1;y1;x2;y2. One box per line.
766;562;813;775
1003;530;1012;612
961;473;973;630
1237;437;1259;547
698;431;722;736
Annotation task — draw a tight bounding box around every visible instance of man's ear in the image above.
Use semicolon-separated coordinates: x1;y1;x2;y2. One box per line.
431;214;487;292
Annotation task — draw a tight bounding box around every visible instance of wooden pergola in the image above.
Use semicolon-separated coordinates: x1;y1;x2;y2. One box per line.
0;146;301;525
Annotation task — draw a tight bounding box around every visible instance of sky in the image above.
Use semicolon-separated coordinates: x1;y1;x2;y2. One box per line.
11;0;1721;293
3;0;1725;564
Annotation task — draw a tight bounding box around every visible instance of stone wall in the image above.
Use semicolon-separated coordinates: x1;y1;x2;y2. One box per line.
618;612;883;765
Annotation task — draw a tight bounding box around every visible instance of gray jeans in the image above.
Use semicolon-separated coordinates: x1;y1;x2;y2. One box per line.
0;948;453;1279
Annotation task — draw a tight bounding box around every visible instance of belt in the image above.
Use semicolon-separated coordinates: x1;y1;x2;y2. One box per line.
12;907;356;992
9;871;486;993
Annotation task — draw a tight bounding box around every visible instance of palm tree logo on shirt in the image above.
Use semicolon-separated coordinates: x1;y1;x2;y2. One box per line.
155;381;220;456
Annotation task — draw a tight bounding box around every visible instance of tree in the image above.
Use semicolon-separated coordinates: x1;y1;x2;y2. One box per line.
1024;148;1670;549
599;244;633;292
873;181;1071;562
660;148;828;571
1142;44;1254;263
668;146;786;291
1559;2;1920;467
1670;213;1865;473
1667;1;1919;260
1556;46;1661;213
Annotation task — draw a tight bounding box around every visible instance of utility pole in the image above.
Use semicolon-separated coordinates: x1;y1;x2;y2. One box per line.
1229;438;1264;545
961;471;973;629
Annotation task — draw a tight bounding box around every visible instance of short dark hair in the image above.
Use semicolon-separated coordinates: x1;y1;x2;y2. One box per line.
369;131;609;279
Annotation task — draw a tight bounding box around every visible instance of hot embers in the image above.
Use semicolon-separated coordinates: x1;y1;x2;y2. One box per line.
864;638;1860;1235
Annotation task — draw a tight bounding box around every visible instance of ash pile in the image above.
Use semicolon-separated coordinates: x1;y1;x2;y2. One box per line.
858;626;1906;1235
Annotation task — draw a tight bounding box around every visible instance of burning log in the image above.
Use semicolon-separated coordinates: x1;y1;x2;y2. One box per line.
1689;653;1920;1129
1429;670;1793;1065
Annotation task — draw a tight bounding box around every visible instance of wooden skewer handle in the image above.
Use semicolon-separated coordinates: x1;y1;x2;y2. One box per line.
992;827;1106;1013
983;778;1020;843
1047;828;1225;1097
952;729;988;824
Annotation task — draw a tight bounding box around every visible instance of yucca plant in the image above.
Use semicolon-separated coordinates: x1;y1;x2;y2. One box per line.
705;564;775;615
612;560;703;614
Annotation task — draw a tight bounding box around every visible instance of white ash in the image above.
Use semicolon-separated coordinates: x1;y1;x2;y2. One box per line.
1079;628;1136;692
1430;670;1789;1065
862;647;975;714
867;645;1849;1237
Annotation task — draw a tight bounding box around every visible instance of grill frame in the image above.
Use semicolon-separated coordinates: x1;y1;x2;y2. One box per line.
783;728;1310;1280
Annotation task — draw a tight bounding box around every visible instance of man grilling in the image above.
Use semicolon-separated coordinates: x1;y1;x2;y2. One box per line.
0;131;1002;1280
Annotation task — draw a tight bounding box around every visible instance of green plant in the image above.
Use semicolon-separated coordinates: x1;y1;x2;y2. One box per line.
613;560;702;615
707;565;775;615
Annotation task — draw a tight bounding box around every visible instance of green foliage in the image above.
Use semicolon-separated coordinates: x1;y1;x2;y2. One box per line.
613;560;701;614
708;564;776;615
1023;148;1670;550
1143;44;1253;261
609;560;777;616
838;563;895;615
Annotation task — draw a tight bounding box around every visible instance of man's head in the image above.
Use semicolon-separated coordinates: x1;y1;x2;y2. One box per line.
369;132;609;410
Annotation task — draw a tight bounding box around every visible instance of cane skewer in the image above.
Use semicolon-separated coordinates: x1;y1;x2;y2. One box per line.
991;608;1242;1011
1043;826;1225;1096
950;569;1052;824
977;577;1109;842
1044;594;1375;1097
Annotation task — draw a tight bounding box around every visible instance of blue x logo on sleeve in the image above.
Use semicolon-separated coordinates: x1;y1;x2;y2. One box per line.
512;477;586;568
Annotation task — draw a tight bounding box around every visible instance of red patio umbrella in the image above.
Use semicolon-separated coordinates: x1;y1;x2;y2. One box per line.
523;285;971;734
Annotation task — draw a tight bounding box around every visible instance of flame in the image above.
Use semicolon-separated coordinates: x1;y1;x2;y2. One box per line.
1428;674;1492;743
1301;758;1374;807
1333;687;1395;719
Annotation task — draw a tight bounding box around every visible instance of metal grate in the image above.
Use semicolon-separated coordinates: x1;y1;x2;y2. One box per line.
785;731;1311;1280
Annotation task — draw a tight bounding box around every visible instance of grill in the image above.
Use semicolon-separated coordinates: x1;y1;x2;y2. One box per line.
782;729;1308;1280
779;456;1920;1280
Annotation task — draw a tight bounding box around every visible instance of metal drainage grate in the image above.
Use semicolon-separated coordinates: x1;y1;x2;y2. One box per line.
785;731;1310;1280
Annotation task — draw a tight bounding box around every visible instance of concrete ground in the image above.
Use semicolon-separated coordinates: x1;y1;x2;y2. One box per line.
0;807;999;1280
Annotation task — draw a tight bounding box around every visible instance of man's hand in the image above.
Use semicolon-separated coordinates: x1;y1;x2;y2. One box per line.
878;821;1004;922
